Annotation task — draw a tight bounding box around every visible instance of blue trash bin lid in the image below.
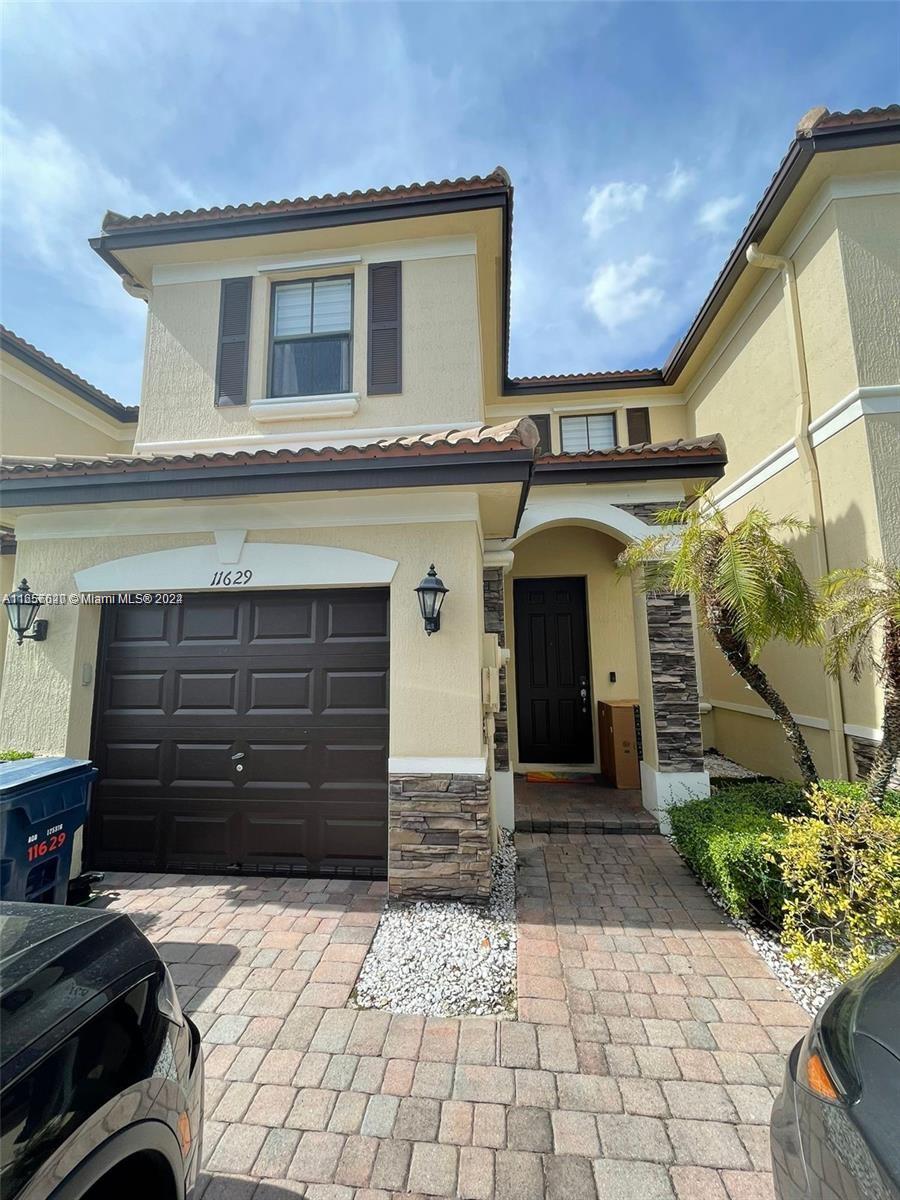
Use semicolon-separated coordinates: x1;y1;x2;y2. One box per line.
0;758;95;796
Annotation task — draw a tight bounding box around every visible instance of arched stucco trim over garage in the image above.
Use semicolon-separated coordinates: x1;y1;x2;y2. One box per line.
74;540;399;593
512;498;656;547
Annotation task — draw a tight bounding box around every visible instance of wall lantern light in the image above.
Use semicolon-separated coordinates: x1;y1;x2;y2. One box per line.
414;564;449;635
3;579;48;645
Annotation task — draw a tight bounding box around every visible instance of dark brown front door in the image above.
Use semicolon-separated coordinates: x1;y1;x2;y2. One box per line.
514;576;593;764
89;589;389;877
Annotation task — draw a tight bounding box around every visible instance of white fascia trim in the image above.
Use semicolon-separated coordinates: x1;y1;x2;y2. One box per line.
388;756;488;775
808;385;900;446
16;490;482;541
707;699;885;743
712;385;900;510
705;697;830;731
711;442;799;510
483;548;515;574
151;236;477;286
250;393;359;422
134;419;482;456
257;254;362;275
2;362;135;442
844;723;882;743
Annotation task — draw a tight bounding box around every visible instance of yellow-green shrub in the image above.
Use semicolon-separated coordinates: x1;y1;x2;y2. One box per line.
772;785;900;980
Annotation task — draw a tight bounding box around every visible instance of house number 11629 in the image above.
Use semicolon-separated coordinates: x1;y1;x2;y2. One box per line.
209;569;254;587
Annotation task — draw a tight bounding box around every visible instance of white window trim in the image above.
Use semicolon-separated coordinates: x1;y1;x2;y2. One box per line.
250;392;360;422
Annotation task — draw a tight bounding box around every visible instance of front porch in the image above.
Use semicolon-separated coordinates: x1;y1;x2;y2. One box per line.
514;774;659;834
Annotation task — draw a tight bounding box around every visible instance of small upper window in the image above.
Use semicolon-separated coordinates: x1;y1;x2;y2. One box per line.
270;277;352;398
559;412;617;453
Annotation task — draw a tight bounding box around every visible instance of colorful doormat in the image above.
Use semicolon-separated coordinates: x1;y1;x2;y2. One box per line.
525;771;602;784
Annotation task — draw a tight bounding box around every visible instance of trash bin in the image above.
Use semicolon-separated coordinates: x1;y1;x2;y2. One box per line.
0;758;98;905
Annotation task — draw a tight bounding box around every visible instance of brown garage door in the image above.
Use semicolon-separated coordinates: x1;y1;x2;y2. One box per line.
89;589;389;877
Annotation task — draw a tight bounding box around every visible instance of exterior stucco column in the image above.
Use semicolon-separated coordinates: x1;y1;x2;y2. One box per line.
483;555;514;830
633;585;710;831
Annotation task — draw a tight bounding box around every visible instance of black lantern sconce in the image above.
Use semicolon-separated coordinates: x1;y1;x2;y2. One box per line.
414;564;449;635
3;579;48;645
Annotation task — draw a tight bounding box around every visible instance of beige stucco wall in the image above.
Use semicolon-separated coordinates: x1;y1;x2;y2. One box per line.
504;524;638;771
0;372;133;458
0;520;486;762
0;553;14;704
136;253;483;446
686;187;899;780
835;192;900;388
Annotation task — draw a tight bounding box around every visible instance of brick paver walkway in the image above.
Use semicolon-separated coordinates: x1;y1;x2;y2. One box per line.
97;832;809;1199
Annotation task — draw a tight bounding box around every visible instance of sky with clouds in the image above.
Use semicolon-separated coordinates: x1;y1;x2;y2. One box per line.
1;1;896;405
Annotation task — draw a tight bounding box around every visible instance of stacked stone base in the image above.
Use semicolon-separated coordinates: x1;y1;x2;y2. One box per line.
389;772;491;903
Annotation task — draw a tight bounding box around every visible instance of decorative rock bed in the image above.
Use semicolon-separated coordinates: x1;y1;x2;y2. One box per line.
704;749;760;781
353;829;517;1017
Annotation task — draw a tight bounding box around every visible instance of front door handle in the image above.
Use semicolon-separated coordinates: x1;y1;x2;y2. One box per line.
579;675;590;714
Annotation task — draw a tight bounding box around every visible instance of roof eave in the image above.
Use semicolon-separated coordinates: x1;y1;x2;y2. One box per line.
0;446;534;510
90;185;511;280
0;334;137;423
533;454;726;485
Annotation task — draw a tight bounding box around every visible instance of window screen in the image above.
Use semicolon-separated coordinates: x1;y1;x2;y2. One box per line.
270;277;352;397
559;412;617;453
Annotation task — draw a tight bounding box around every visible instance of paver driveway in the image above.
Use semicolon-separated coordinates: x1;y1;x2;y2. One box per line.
97;831;809;1199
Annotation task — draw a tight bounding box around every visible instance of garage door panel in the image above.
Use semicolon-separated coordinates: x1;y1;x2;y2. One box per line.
243;815;311;863
178;600;242;645
174;670;239;714
106;671;167;714
249;596;314;643
324;596;390;641
91;588;389;877
247;670;313;715
169;813;232;858
105;605;169;647
101;741;164;786
323;670;389;714
321;814;388;863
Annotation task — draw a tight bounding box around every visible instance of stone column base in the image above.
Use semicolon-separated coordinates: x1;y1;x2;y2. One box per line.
389;772;491;902
640;762;710;834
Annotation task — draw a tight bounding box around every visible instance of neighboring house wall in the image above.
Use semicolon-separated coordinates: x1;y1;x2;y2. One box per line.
0;365;134;458
686;183;900;780
135;248;483;448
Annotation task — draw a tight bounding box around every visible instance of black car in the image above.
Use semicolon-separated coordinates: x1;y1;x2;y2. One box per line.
771;949;900;1200
0;901;203;1200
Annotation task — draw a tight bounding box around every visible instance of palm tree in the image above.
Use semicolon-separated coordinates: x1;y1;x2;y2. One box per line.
822;562;900;801
618;499;822;786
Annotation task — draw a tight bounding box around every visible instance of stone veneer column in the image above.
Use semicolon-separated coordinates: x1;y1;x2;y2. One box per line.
388;772;492;902
482;567;509;771
645;592;705;773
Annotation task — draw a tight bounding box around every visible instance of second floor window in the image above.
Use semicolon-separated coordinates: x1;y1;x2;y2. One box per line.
559;412;617;452
270;277;352;397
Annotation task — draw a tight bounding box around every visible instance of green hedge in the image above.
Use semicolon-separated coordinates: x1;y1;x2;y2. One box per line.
670;783;804;926
0;750;34;762
670;779;900;929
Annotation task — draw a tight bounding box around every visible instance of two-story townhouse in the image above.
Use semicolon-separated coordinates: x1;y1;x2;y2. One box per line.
0;105;897;902
0;326;137;688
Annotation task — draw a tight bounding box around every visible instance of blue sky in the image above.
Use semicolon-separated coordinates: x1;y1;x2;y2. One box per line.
1;1;897;405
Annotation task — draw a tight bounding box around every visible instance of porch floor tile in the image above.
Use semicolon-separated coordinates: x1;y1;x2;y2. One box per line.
514;775;658;834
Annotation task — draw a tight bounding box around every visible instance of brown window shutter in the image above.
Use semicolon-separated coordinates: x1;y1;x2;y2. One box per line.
626;406;651;445
529;413;551;455
215;277;252;406
368;262;402;395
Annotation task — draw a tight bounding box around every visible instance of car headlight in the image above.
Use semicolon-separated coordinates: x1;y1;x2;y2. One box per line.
157;963;185;1028
797;967;870;1105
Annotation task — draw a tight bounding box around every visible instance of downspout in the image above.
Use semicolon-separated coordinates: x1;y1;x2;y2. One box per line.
746;243;849;778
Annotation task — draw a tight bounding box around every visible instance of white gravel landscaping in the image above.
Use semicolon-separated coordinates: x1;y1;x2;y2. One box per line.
704;749;760;781
353;828;517;1017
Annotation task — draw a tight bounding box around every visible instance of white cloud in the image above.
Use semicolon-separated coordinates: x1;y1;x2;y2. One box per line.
696;193;744;233
583;181;648;238
584;254;664;330
661;161;695;201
